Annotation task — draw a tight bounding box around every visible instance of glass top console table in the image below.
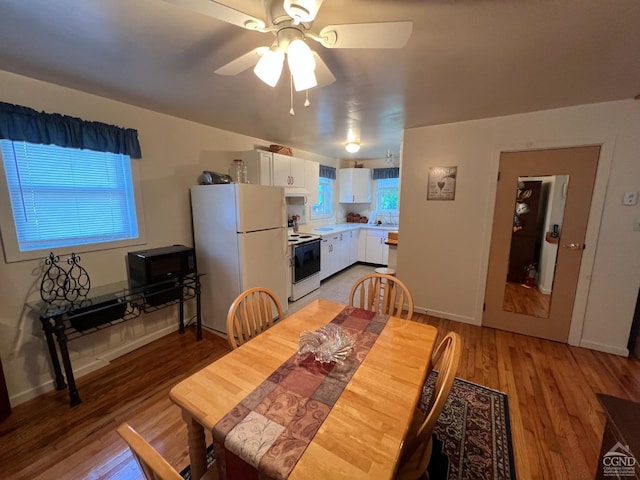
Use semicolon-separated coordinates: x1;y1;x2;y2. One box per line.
27;273;203;406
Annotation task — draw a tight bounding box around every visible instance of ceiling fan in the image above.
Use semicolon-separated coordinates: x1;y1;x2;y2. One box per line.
163;0;413;92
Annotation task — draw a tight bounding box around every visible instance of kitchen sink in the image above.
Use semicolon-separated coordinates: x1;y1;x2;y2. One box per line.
315;227;334;231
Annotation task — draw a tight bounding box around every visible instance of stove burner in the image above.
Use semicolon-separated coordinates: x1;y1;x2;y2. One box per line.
299;235;312;238
289;234;300;237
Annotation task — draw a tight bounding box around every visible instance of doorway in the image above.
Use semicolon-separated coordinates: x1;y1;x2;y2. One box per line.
483;146;600;342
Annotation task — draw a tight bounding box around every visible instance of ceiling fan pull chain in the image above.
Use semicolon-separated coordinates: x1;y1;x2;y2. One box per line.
290;73;295;116
304;89;310;107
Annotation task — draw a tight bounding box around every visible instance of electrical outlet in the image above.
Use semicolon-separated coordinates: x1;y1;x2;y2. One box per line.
634;218;640;232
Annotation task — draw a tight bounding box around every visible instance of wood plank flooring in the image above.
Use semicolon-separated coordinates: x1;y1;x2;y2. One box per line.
1;265;639;479
503;281;551;318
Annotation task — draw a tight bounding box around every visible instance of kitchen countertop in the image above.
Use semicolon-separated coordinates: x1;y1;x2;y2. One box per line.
301;223;399;238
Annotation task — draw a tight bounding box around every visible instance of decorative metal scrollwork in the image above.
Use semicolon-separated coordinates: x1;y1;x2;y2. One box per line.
39;252;91;304
64;253;91;302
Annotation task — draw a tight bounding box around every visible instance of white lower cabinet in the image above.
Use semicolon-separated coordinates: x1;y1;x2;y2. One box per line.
364;229;389;265
320;238;331;281
358;229;367;262
320;230;359;280
347;230;359;264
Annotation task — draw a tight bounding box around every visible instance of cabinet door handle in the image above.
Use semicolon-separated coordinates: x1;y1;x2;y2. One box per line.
352;194;355;202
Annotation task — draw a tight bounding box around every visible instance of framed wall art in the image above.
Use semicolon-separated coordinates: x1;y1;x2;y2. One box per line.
427;166;457;201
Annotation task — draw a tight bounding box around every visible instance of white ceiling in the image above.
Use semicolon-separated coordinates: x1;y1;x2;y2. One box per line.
0;0;638;161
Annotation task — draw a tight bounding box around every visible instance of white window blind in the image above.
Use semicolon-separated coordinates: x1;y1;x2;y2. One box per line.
1;140;139;252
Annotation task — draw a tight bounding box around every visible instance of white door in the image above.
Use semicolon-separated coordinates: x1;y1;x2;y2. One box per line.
235;184;286;232
238;228;288;314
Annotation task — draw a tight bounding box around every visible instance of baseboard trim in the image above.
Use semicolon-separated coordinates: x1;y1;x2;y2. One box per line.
579;339;629;357
414;306;479;326
9;324;177;407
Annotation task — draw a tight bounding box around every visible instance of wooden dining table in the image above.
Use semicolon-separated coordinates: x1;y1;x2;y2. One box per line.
170;299;438;480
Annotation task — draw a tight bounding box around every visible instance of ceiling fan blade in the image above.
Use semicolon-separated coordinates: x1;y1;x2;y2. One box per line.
313;51;335;87
318;21;413;49
162;0;267;31
215;47;269;75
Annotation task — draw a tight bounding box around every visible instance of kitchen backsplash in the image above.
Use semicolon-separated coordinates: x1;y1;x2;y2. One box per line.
286;197;307;224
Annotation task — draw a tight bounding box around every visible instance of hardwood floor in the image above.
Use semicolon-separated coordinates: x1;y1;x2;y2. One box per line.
1;265;639;479
503;281;551;318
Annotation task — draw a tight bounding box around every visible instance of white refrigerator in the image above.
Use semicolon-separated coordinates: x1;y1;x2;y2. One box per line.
190;183;288;335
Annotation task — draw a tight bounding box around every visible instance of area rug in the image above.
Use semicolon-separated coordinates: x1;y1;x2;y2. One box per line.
180;375;516;480
422;374;517;480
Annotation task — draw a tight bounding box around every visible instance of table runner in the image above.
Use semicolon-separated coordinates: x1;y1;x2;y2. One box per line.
212;306;389;480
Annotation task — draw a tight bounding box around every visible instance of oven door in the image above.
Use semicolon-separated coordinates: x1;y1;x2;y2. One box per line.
293;239;321;283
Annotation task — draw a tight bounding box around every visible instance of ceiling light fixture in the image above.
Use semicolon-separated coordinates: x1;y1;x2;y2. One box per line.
345;142;360;153
253;47;285;87
254;29;317;93
385;149;394;164
287;38;317;91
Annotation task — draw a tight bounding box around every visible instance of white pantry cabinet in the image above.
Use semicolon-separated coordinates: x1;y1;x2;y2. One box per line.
339;168;371;203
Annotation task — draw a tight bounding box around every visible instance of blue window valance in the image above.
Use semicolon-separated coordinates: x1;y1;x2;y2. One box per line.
319;165;336;179
372;167;399;180
0;101;142;159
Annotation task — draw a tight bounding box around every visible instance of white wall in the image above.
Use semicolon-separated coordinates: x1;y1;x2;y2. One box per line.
399;100;640;355
0;70;334;406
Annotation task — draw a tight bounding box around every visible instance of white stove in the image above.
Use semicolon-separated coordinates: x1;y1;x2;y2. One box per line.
287;232;322;301
288;232;322;245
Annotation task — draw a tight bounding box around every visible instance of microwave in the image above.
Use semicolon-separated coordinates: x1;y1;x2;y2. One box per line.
127;245;196;287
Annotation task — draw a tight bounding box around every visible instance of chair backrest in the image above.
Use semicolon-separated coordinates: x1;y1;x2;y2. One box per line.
117;423;183;480
396;332;461;480
349;273;415;320
226;287;284;349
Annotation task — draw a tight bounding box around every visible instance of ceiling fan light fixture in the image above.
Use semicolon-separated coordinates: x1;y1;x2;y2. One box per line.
345;142;360;153
254;47;285;87
283;0;324;23
292;69;317;91
287;39;315;72
287;38;317;91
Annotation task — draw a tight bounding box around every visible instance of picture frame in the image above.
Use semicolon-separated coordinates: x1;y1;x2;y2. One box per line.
427;166;457;201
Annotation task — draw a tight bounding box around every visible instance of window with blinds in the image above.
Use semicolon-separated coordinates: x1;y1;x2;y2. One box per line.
311;176;334;219
1;140;139;254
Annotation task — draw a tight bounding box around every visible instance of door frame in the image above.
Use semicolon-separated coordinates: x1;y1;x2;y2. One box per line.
484;147;600;342
476;135;615;348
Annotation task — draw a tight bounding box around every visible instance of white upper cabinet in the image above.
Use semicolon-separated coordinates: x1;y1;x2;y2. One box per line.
304;160;320;205
339;168;371;203
272;152;305;187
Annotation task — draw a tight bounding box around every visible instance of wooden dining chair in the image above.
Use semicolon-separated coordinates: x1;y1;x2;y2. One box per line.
395;332;461;480
226;287;284;349
117;423;218;480
349;273;415;320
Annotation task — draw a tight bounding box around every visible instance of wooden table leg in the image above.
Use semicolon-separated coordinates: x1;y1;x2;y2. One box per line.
182;410;207;480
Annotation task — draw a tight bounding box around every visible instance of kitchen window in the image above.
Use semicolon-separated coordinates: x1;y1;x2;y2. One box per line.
311;176;333;219
375;177;399;213
0;140;144;262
